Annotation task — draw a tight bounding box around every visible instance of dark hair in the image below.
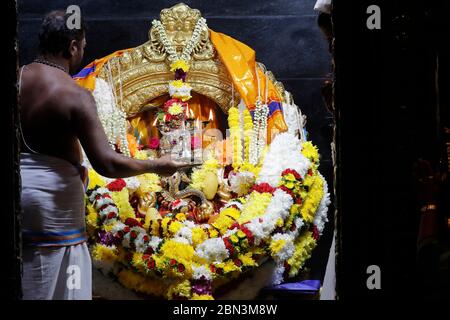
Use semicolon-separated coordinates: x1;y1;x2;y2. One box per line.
38;10;87;58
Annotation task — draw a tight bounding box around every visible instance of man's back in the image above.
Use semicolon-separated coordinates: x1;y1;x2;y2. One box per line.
20;63;83;165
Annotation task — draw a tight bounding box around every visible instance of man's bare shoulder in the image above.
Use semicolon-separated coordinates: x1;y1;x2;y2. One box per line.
54;81;95;110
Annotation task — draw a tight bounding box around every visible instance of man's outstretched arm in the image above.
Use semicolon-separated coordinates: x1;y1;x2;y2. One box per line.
71;88;188;178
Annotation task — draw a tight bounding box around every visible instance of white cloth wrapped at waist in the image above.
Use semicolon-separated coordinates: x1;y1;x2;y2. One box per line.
20;152;87;247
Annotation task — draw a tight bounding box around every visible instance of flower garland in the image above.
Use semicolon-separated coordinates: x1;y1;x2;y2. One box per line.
92;78;130;157
227;106;243;166
249;98;269;165
243;107;253;162
85;132;329;299
152;18;207;64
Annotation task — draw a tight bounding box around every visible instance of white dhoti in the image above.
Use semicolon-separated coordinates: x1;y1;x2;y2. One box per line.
20;153;92;300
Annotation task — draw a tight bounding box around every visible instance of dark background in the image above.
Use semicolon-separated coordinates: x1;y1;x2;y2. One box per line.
334;0;449;299
17;0;335;287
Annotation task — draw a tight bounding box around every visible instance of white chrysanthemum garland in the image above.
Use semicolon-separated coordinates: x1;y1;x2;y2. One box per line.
152;17;206;64
85;131;329;300
92;78;130;157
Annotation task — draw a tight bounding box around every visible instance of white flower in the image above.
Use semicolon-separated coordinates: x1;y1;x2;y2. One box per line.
124;176;140;193
98;205;118;218
111;222;126;234
134;232;149;253
175;227;193;245
313;174;331;235
257;132;310;187
288;217;304;238
195;238;229;263
168;82;192;100
183;220;196;229
148;236;163;252
271;233;295;262
192;265;212;281
228;171;255;196
223;200;244;211
223;228;238;238
271;263;286;285
94;197;115;210
266;189;293;220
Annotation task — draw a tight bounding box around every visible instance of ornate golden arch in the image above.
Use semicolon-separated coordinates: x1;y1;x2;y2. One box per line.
96;3;286;118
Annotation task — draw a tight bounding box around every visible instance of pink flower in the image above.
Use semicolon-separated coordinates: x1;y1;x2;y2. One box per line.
191;136;201;149
149;137;160;150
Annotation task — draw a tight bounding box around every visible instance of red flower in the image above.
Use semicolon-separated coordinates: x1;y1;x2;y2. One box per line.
163;98;185;109
145;247;154;255
240;226;254;246
210;265;216;273
281;169;302;180
250;183;276;194
143;235;149;242
308;169;313;176
147;258;155;269
164;113;173;122
106;179;126;192
130;231;137;239
295;197;303;205
234;259;242;267
223;238;235;255
177;263;185;273
107;212;116;220
278;185;295;197
148;137;160;150
123;226;130;233
312;225;320;241
142;254;150;261
169;259;177;267
125;218;140;227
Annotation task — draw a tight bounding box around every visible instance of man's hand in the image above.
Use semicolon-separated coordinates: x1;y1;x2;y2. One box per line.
150;154;197;176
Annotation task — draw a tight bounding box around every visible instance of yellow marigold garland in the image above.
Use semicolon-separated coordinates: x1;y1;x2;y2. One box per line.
287;231;317;278
227;106;243;167
237;192;273;224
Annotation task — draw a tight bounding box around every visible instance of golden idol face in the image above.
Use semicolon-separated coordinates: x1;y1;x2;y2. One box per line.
160;4;201;51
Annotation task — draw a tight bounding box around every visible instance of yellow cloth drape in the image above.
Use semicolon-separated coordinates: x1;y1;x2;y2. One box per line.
209;29;288;141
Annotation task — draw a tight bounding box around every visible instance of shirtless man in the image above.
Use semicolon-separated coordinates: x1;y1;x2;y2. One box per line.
19;11;188;300
20;12;183;177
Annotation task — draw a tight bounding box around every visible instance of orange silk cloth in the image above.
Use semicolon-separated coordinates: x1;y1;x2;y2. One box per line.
209;29;288;142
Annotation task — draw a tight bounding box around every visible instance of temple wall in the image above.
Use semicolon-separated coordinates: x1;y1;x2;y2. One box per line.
18;0;334;284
